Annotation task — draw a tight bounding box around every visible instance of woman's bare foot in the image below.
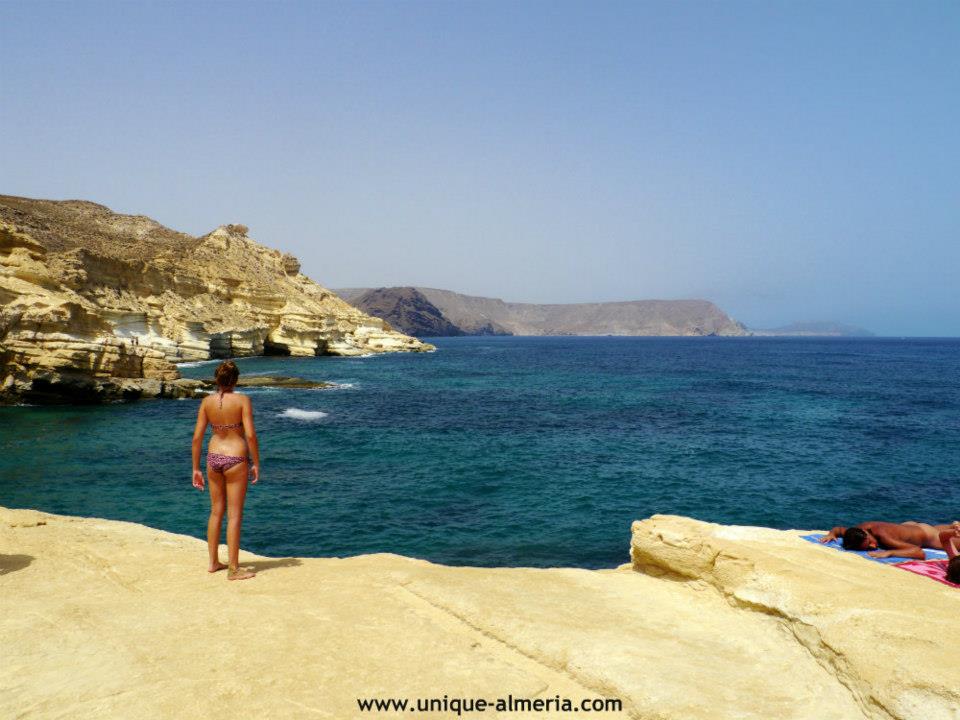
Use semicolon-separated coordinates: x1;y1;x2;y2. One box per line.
208;561;228;573
228;566;256;581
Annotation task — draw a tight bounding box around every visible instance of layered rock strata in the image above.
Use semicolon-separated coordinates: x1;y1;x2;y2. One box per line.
2;506;956;719
0;196;431;403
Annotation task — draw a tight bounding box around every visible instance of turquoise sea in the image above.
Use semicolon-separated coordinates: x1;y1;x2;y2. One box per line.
1;337;958;568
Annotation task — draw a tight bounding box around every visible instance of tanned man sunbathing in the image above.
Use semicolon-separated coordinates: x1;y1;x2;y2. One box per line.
819;520;958;560
937;523;960;584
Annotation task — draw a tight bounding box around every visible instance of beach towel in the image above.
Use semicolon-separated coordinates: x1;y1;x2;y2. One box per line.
801;533;948;564
896;560;960;588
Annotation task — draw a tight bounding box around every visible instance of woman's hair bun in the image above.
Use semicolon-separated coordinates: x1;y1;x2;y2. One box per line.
214;360;240;388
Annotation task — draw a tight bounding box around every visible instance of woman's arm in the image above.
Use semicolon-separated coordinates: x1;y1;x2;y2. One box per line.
242;395;260;484
191;400;208;490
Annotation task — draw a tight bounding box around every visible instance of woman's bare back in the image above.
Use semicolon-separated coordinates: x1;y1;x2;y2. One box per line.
205;390;248;456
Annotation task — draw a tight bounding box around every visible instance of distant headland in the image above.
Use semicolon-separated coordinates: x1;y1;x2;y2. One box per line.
335;286;748;337
336;286;873;339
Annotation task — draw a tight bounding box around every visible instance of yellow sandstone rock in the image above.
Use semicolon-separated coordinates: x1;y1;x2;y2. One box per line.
0;196;432;402
2;507;956;719
631;515;960;720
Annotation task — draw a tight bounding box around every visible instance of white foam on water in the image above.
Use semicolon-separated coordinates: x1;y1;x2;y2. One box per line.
329;382;356;390
280;408;328;421
176;359;220;368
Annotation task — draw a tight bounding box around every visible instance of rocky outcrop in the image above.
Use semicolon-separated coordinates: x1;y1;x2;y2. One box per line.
2;506;956;719
337;286;748;337
201;375;333;390
631;515;960;719
347;287;464;337
0;196;432;403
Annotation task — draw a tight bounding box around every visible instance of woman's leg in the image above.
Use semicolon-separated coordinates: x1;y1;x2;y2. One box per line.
224;461;254;580
206;468;227;572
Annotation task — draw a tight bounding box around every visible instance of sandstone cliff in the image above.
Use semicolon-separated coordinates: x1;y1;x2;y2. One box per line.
337;286;748;337
0;196;431;403
2;506;956;719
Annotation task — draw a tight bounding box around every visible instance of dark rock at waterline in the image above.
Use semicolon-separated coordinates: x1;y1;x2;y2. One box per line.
199;376;333;390
0;372;206;405
0;373;330;405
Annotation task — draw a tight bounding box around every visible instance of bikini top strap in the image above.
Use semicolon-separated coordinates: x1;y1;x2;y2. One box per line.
212;390;241;430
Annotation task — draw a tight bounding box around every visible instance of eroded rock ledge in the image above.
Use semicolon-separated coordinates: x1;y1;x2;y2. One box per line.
0;195;433;404
2;507;956;719
631;515;960;720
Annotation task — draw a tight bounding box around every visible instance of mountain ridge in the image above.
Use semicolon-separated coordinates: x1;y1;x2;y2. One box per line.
336;286;748;337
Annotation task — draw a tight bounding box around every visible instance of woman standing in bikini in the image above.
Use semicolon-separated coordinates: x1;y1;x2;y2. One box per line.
191;360;260;580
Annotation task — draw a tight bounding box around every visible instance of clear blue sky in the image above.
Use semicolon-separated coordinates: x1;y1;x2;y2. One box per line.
1;1;957;335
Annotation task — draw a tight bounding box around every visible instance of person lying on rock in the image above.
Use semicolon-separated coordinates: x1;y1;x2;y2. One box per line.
937;523;960;583
819;521;957;559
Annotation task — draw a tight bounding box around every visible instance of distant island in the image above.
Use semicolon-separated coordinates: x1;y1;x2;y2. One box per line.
750;321;875;337
335;287;748;338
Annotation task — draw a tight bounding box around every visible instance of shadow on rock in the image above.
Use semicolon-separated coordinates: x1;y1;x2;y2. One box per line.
244;558;303;574
0;554;34;576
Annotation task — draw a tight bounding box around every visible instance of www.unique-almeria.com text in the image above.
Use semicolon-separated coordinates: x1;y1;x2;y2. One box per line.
357;694;623;715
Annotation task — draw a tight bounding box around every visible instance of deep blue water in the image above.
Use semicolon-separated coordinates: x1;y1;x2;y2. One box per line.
1;337;958;568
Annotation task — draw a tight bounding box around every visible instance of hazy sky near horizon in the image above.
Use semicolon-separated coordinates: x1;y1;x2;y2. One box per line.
1;1;958;335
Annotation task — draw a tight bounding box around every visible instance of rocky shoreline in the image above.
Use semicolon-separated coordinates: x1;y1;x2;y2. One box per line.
0;195;432;405
2;507;956;719
0;372;334;404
